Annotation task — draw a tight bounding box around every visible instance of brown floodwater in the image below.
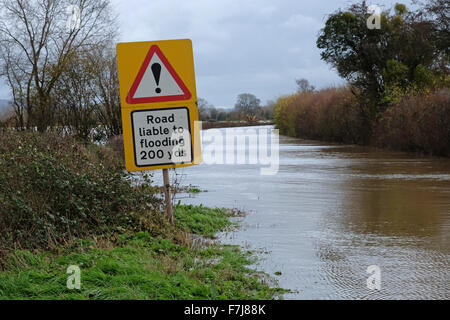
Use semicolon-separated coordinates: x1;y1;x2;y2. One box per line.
150;126;450;299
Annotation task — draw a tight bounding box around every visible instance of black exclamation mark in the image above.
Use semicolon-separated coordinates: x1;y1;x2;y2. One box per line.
151;63;162;94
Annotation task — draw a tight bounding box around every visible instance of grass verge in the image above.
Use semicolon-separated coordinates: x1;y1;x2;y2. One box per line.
174;204;244;238
0;205;284;300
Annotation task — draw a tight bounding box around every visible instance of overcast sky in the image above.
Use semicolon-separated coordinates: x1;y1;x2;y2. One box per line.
0;0;413;108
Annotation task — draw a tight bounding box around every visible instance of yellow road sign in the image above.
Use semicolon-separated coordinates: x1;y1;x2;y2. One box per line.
116;39;201;171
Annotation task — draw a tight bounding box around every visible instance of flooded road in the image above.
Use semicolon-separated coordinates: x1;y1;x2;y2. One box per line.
152;126;450;299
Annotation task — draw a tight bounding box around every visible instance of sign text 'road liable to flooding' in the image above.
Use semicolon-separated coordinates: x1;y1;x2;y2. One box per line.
131;107;192;167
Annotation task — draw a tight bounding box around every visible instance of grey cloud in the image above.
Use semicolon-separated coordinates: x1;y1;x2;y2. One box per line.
0;0;414;106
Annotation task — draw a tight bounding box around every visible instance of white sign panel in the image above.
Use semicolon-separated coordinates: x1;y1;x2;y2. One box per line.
131;107;192;167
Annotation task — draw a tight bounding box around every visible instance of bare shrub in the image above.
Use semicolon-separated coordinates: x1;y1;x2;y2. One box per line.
274;87;365;144
373;90;450;156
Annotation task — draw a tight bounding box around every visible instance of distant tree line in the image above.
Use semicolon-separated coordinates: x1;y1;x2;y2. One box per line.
197;94;274;122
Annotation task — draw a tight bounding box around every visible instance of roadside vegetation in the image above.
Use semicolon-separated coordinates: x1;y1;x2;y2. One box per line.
175;205;244;238
274;1;449;156
0;131;283;299
0;226;279;300
274;87;450;156
0;230;280;300
0;131;159;252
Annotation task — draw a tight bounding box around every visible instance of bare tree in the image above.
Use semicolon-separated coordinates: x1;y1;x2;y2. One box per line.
53;51;97;140
0;44;29;129
295;78;315;93
197;97;214;121
234;93;261;117
0;0;117;131
89;46;122;139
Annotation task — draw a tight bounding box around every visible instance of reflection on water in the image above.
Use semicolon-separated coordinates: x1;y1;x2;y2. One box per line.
149;126;450;299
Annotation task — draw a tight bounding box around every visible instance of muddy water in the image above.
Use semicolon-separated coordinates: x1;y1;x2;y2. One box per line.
151;126;450;299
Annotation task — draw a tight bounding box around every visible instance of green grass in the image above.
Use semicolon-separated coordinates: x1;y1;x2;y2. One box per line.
186;187;202;194
174;204;243;238
0;205;284;300
179;185;206;194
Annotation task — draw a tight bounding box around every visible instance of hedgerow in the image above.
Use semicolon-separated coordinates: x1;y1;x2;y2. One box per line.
0;131;162;254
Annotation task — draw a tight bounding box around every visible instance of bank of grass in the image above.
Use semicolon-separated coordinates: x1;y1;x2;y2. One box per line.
174;204;244;238
186;186;203;194
0;205;281;300
0;131;284;299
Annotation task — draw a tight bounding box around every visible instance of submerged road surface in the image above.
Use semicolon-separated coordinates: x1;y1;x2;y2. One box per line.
149;125;450;299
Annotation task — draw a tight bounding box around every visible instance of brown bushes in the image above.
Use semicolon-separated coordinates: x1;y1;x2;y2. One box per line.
274;87;366;144
373;90;450;156
274;88;450;156
106;134;125;165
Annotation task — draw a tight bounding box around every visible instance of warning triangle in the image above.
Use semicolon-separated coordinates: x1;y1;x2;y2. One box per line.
126;45;191;104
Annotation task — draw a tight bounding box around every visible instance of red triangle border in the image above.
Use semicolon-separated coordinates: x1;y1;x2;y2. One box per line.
126;45;191;104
